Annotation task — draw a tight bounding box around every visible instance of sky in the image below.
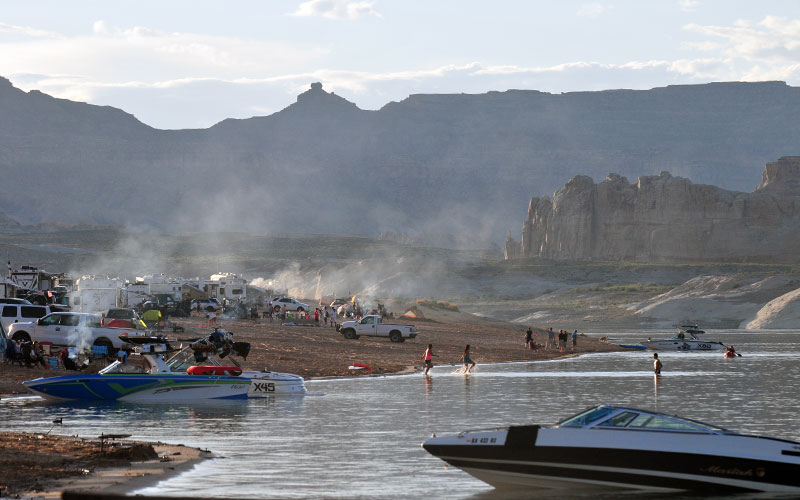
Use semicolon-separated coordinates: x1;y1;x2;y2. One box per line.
3;0;800;129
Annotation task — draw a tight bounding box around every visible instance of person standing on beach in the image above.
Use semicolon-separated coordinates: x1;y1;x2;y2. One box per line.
547;327;555;351
571;330;578;349
422;344;437;375
461;345;476;374
525;328;533;349
653;353;663;375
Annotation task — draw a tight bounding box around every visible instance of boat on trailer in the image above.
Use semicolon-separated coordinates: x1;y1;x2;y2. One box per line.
423;405;800;493
24;331;306;402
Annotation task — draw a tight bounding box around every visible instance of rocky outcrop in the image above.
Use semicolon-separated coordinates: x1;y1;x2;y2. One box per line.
504;157;800;263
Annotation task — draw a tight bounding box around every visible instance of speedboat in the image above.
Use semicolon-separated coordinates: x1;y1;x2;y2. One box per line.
423;405;800;493
642;336;726;351
23;331;306;402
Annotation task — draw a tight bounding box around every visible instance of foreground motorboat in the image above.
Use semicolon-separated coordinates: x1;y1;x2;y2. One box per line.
24;332;306;402
423;405;800;493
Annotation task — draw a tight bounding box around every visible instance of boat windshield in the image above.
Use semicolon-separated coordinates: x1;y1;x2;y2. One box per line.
558;406;616;427
558;406;729;433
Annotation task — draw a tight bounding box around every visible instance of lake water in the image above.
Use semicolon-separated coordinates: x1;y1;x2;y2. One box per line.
1;330;799;499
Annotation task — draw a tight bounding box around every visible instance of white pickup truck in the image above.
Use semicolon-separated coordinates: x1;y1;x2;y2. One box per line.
7;312;145;352
337;315;419;343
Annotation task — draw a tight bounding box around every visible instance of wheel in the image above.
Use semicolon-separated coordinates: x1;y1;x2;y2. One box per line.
273;305;281;313
206;306;215;312
389;331;402;343
297;307;305;313
11;331;30;343
93;338;114;355
343;329;357;340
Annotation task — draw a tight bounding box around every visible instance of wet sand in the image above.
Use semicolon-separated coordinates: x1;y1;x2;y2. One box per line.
0;432;209;498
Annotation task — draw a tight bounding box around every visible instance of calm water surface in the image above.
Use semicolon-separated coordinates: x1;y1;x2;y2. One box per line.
1;330;798;499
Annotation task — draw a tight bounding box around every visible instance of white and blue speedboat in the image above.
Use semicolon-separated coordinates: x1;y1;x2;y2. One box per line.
23;332;306;402
423;405;800;493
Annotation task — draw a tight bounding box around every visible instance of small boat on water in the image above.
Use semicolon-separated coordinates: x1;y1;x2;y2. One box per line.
642;336;726;351
23;331;306;402
423;405;800;493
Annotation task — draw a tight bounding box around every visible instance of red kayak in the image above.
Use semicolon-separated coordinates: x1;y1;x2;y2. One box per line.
187;366;243;376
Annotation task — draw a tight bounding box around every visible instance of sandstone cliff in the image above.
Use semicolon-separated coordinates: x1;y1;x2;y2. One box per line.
5;77;800;242
504;157;800;263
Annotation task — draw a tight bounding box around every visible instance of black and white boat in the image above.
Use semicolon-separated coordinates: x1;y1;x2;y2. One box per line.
423;405;800;493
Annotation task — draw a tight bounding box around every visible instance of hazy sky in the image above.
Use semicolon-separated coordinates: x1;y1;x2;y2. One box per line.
3;0;800;129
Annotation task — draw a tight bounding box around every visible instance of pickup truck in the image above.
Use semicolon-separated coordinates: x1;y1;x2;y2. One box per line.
7;312;145;352
337;315;418;343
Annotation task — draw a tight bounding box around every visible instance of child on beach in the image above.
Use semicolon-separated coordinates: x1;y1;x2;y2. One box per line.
461;344;476;374
422;344;437;375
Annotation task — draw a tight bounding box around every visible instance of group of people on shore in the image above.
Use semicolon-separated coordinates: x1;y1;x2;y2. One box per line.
3;339;47;368
422;344;475;375
524;327;580;352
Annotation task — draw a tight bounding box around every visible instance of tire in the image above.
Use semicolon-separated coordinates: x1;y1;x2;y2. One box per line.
342;329;357;340
93;338;114;354
389;331;402;343
206;306;215;312
297;307;305;313
273;305;281;313
11;331;30;343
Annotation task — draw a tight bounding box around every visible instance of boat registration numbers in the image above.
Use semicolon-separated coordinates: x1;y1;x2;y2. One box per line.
252;382;276;392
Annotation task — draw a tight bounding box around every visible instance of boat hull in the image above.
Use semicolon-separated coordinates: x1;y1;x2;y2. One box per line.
242;371;307;397
643;339;726;351
23;374;251;402
423;427;800;493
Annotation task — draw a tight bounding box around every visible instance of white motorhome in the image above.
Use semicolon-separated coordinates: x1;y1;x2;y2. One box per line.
67;276;124;313
205;273;247;301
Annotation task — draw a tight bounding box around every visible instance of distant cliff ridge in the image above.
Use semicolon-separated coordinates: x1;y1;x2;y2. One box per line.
504;157;800;263
4;76;800;242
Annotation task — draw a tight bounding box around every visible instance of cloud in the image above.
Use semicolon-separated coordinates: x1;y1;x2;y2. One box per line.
685;16;800;63
290;0;382;20
678;0;699;12
0;21;59;38
577;3;611;18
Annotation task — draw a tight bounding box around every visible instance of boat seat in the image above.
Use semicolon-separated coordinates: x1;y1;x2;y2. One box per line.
187;366;242;376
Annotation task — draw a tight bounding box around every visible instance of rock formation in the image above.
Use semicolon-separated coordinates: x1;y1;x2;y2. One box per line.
5;76;800;241
505;157;800;263
745;286;800;329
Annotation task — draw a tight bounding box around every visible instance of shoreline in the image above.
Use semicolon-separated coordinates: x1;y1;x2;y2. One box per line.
0;432;210;499
0;313;622;397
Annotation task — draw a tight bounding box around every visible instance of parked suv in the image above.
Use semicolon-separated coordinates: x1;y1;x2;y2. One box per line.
0;304;50;332
270;297;309;313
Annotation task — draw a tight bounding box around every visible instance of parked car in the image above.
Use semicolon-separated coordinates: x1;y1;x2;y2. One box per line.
138;294;178;315
270;297;309;313
101;307;143;329
191;298;222;312
0;304;51;333
0;298;32;305
7;312;144;352
337;314;419;343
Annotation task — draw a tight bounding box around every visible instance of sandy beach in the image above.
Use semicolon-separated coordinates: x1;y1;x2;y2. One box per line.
0;308;621;497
